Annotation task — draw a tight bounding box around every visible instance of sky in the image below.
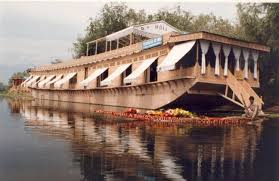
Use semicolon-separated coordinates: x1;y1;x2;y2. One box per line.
0;1;237;84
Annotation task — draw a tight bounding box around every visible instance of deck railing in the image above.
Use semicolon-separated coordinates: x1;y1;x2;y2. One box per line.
34;42;143;71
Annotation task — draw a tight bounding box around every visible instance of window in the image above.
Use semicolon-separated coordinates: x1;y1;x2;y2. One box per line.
84;67;88;79
179;45;196;69
97;69;108;87
69;75;77;84
122;65;132;85
249;58;254;73
228;52;236;74
149;60;158;82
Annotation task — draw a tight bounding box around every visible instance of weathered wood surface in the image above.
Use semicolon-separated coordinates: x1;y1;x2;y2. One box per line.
222;70;263;109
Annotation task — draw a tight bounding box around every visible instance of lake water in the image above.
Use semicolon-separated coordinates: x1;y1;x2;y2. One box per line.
0;97;278;181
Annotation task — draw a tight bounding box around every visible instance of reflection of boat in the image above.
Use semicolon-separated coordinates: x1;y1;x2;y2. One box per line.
247;118;265;125
17;99;264;181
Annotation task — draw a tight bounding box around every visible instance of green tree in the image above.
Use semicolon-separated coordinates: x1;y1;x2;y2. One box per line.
73;3;239;58
8;71;29;86
73;2;148;58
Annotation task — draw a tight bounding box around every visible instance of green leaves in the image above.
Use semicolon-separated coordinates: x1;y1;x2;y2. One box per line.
73;3;239;58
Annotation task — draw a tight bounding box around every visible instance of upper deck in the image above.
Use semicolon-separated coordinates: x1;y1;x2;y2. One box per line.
32;31;270;73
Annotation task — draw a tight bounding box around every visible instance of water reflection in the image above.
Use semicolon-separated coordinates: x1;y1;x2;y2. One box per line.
7;99;277;181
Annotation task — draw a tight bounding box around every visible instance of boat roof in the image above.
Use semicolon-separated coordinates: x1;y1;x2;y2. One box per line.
87;20;184;44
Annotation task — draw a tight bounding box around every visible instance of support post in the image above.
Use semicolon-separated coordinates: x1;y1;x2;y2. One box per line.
110;41;112;51
86;43;89;56
225;84;228;96
130;33;133;45
117;39;119;49
105;41;107;52
95;41;98;55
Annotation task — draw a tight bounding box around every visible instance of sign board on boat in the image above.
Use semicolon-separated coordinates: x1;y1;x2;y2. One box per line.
143;36;163;50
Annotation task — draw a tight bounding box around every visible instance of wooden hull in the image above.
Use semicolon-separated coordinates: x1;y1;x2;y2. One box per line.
31;77;197;110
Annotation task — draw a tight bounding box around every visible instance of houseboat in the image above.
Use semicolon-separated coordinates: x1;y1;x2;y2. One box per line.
21;21;270;110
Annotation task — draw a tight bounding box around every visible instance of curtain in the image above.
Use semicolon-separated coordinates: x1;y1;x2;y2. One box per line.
212;43;221;76
200;40;210;75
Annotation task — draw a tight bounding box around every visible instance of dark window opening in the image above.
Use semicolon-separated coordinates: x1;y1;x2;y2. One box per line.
149;60;158;82
207;43;215;68
97;69;108;87
49;76;56;82
84;67;89;79
178;43;196;68
69;75;77;84
228;51;236;74
35;77;40;82
198;42;202;66
249;58;254;73
50;75;63;89
69;75;77;89
240;53;245;70
122;65;132;85
220;49;225;69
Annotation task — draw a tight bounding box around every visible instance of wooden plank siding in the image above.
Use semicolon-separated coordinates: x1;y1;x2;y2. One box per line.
169;32;270;52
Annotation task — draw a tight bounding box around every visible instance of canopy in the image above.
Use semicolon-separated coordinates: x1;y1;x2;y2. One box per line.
26;75;40;87
54;72;77;89
80;67;108;87
31;75;46;88
101;64;131;86
157;41;196;72
105;21;182;42
21;75;33;87
45;74;63;88
124;57;158;84
38;75;55;88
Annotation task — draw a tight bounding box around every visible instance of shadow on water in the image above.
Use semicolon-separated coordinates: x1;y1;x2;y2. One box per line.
2;98;279;181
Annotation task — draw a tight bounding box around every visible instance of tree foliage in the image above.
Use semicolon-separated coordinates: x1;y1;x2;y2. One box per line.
8;71;29;86
73;2;235;58
237;3;279;101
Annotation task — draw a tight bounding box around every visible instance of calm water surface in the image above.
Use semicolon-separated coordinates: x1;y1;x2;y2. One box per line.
0;97;278;181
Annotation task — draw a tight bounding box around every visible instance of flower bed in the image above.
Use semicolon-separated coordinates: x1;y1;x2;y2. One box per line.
94;108;251;126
